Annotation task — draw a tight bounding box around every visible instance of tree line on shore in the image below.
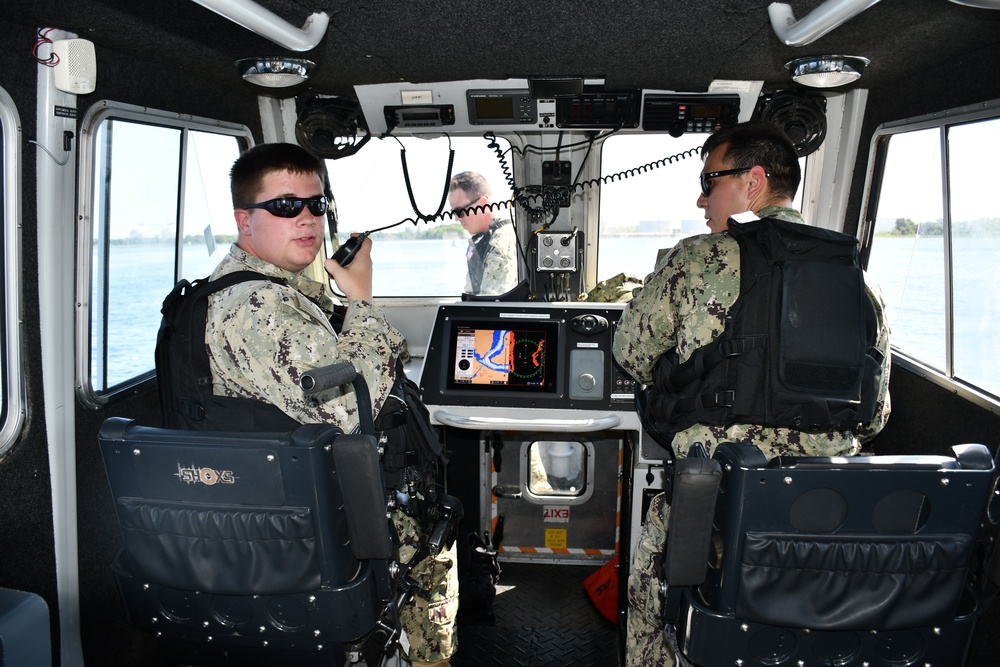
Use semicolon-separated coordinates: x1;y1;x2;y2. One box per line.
880;217;1000;236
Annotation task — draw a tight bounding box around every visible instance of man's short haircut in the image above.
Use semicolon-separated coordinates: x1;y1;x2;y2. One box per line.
701;121;801;200
230;142;325;209
449;171;491;200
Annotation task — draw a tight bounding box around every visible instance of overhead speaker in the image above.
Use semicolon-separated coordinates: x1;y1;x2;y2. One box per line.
52;38;97;95
295;95;371;160
753;92;827;157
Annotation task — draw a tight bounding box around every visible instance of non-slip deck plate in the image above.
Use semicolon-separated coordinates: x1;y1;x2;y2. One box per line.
452;562;620;666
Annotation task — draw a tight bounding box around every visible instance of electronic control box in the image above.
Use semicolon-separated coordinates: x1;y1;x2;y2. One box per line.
466;89;536;124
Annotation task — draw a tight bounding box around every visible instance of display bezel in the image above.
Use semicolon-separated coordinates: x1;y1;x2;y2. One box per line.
466;90;534;125
444;318;560;394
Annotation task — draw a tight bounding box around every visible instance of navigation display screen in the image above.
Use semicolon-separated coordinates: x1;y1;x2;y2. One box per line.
474;96;514;120
448;322;558;392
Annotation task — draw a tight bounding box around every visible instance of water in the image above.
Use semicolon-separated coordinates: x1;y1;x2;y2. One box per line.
868;235;1000;396
93;244;222;389
366;238;469;296
96;235;1000;398
596;234;702;280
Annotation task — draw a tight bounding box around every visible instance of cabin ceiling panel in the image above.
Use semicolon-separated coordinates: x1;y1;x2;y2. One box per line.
5;0;1000;102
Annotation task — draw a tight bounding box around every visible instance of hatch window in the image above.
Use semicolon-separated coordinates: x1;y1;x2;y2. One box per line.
526;440;589;499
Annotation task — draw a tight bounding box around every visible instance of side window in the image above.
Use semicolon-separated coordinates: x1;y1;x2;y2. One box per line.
598;133;807;283
866;114;1000;398
326;135;514;296
0;86;24;457
866;129;946;369
948;120;1000;393
78;105;249;406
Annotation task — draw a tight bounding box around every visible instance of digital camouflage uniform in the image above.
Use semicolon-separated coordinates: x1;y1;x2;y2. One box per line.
466;218;519;295
395;510;460;661
583;272;644;303
206;245;458;663
612;208;892;667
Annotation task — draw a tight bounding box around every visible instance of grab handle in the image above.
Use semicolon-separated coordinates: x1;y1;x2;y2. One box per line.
433;411;621;433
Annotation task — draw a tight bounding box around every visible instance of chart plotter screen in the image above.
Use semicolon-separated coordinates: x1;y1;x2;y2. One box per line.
448;323;558;392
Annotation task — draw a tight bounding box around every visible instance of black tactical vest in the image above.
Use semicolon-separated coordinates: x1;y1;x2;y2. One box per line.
156;271;442;490
156;271;300;432
643;218;882;439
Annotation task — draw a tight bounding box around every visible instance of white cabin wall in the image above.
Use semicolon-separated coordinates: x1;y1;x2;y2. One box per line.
800;89;868;233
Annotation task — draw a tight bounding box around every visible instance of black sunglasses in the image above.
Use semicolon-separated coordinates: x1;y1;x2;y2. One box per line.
699;167;751;197
242;195;328;218
451;196;482;217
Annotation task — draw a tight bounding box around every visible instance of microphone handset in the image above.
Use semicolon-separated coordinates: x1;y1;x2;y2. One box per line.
331;231;370;267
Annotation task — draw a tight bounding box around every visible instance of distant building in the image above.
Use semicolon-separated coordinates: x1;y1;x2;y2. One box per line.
638;219;679;234
680;219;703;233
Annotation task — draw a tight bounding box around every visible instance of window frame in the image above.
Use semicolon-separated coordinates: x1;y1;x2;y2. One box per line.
860;97;1000;412
0;85;25;459
75;101;252;409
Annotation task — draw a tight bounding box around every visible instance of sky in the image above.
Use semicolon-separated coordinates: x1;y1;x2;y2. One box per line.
873;117;999;229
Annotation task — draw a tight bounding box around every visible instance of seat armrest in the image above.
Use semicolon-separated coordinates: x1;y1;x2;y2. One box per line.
664;457;722;587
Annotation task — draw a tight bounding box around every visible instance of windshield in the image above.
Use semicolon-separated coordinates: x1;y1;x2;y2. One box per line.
326;135;515;297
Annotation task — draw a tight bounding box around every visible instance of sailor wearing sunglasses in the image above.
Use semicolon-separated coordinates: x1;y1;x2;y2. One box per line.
210;142;396;426
204;143;459;667
614;122;892;667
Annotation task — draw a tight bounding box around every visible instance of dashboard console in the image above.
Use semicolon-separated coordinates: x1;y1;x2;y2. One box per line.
420;302;636;413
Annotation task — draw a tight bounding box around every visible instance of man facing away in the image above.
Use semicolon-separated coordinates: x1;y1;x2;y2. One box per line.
204;142;457;667
613;121;892;666
448;170;519;296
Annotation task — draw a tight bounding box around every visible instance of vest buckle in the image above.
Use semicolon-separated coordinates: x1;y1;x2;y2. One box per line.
718;339;744;358
714;390;735;408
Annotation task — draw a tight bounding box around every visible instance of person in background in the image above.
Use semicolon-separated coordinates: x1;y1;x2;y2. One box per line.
613;121;892;666
205;142;458;667
448;171;519;296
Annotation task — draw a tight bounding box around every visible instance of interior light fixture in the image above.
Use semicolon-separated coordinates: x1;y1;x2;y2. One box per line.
786;55;869;89
236;57;314;88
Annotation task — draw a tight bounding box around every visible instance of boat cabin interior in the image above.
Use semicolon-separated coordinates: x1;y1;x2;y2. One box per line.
2;1;1000;666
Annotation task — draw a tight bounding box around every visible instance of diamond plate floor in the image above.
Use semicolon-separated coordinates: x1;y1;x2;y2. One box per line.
451;562;620;667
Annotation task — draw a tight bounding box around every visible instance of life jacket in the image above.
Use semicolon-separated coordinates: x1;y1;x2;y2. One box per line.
642;218;882;440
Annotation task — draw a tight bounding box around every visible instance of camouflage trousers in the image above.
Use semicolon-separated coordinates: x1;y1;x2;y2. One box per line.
626;492;676;667
393;509;459;663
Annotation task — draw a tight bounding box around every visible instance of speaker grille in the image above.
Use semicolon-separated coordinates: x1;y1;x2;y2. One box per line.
67;41;97;77
754;92;827;157
52;38;97;94
295;96;370;160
